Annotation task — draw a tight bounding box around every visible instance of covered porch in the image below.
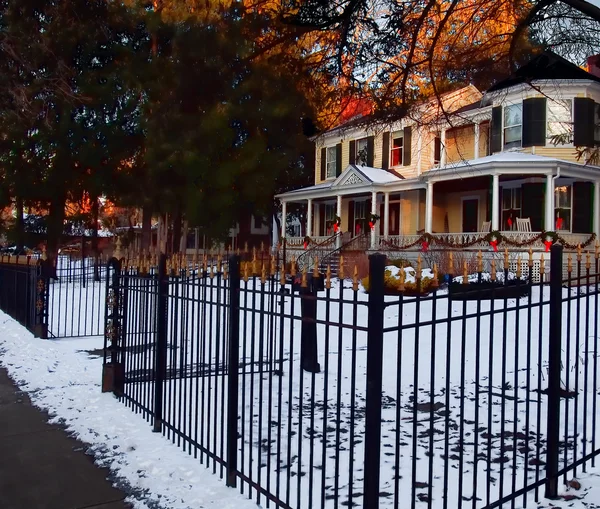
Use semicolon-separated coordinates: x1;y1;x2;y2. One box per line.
277;155;600;253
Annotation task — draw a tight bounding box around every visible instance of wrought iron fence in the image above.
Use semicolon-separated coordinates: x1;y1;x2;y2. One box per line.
98;244;600;508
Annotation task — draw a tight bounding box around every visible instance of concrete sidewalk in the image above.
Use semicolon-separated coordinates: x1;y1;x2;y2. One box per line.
0;367;131;509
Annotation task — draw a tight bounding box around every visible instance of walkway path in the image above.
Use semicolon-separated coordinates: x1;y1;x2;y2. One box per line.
0;367;131;509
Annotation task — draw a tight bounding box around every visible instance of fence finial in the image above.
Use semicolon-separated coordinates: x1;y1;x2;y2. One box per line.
463;260;468;285
398;266;405;292
217;254;222;273
353;265;359;291
586;250;591;270
432;263;439;288
114;237;123;260
528;247;534;268
223;264;228;280
280;266;286;286
244;242;249;255
516;257;522;278
416;255;422;280
540;254;545;276
326;264;332;289
270;255;276;276
339;255;345;280
491;259;496;281
313;257;320;278
477;250;483;273
448;252;454;275
261;261;267;284
260;241;264;253
503;248;509;270
577;244;582;262
301;266;308;288
567;253;573;274
41;245;47;261
243;261;250;282
290;255;296;277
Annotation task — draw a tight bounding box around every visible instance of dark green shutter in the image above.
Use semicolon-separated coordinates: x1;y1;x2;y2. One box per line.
335;143;342;177
319;205;325;236
574;97;595;147
522;98;547;147
521;183;545;231
382;132;390;170
491;106;502;153
573;182;593;233
403;126;412;166
349;140;356;165
348;200;355;235
366;136;375;167
320;147;326;181
434;137;441;163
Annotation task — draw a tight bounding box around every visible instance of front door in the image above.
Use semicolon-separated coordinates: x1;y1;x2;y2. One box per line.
462;199;479;233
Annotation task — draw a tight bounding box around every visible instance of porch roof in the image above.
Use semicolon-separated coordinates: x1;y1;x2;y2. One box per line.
276;164;421;201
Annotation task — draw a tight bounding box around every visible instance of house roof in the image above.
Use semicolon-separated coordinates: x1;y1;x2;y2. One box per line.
487;51;600;93
348;165;404;183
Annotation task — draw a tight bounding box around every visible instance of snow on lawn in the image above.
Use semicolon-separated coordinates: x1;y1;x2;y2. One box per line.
0;310;260;509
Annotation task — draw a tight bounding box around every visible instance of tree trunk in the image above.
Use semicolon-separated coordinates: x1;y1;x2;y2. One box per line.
15;196;24;253
46;195;66;279
91;196;100;281
141;204;152;252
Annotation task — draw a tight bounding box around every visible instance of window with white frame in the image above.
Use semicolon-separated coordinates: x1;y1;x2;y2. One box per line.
390;131;403;166
595;103;600;145
501;187;521;230
326;146;337;178
355;138;369;165
554;185;572;231
504;104;522;149
547;99;573;142
354;200;367;235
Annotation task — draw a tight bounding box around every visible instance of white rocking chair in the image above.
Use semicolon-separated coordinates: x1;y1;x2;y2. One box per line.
516;217;532;232
480;221;491;233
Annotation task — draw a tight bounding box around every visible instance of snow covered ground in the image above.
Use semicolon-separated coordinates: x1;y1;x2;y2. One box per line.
3;274;600;509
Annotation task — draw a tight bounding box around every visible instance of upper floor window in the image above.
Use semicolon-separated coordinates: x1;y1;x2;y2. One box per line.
433;135;442;166
355;138;369;165
326;146;337;179
504;104;522;148
547;99;573;142
390;131;404;166
595;103;600;145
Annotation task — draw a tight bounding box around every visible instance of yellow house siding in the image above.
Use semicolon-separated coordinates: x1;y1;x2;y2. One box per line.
315;146;322;184
445;189;489;232
535;146;582;163
400;190;422;234
446;125;475;164
478;121;490;157
432;193;447;233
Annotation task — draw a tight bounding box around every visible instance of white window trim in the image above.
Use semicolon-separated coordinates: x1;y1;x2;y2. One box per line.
503;103;522;149
390;131;404;168
460;196;480;232
554;184;573;233
325;146;337;180
355;138;369;166
250;215;269;235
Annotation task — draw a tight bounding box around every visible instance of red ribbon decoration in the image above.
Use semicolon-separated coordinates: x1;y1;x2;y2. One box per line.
507;217;513;228
303;241;308;250
333;223;339;233
356;224;361;234
421;241;429;252
369;221;374;230
490;239;498;252
556;217;564;230
544;240;553;252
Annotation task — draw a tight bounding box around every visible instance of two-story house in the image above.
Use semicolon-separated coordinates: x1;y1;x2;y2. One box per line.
276;52;600;255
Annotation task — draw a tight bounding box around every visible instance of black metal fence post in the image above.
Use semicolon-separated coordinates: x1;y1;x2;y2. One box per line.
227;255;241;487
153;254;168;433
33;259;49;339
102;258;124;394
363;253;386;509
545;243;563;499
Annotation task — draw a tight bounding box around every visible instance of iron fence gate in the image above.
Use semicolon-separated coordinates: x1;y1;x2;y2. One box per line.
102;245;600;509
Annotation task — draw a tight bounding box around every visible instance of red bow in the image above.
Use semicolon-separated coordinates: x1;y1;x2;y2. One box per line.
356;224;361;234
507;217;513;228
490;239;498;252
369;221;374;230
556;217;564;230
421;241;429;252
333;223;339;233
544;240;553;252
303;241;308;250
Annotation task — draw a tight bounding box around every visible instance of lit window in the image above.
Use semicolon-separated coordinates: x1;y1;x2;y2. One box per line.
547;99;573;142
504;104;522;149
390;131;403;166
355;138;369;165
554;185;572;231
326;146;337;179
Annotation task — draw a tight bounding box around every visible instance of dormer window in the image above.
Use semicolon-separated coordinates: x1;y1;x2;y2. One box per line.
503;104;522;148
390;131;404;166
355;138;368;165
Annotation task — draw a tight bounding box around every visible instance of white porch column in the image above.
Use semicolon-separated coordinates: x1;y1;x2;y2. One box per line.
306;198;313;237
281;201;288;239
383;192;390;240
336;195;342;248
474;123;480;160
371;191;378;249
314;203;321;237
595;181;600;238
425;182;434;233
440;129;447;167
545;174;554;232
492;174;500;231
